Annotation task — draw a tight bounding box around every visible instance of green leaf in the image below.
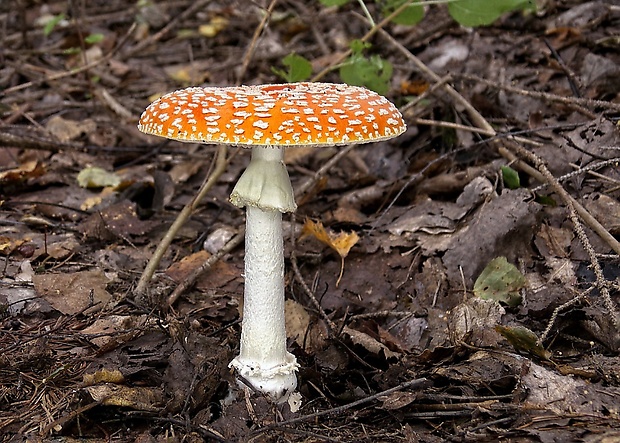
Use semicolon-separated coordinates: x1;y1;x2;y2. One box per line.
495;325;552;360
473;256;526;307
448;0;535;27
43;13;66;36
319;0;351;6
349;39;371;55
501;165;520;189
62;47;81;55
382;0;425;26
535;194;557;206
85;33;105;44
339;53;393;95
77;167;121;189
271;53;312;83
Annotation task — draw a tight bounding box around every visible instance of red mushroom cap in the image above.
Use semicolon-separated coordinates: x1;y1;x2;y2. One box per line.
138;82;406;147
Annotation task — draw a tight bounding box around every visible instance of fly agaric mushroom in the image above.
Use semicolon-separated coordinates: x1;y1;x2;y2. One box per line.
138;82;406;402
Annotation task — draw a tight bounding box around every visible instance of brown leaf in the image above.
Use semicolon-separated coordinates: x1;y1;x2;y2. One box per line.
343;326;400;359
33;269;113;315
400;79;429;95
378;391;418;410
0;160;45;185
301;218;360;286
45;115;96;142
165;250;238;291
285;299;328;353
85;384;163;411
83;368;125;386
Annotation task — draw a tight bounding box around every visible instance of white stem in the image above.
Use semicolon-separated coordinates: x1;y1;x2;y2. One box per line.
229;147;298;402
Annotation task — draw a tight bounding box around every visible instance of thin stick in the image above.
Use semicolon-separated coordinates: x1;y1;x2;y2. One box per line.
539;286;595;343
412;117;542;146
135;145;228;296
254;377;430;432
236;0;279;84
167;229;244;305
457;73;620;113
123;0;213;59
532;158;620;192
3;22;136;95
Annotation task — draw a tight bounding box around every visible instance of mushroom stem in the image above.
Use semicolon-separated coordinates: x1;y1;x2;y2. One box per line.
229;205;298;401
228;145;298;402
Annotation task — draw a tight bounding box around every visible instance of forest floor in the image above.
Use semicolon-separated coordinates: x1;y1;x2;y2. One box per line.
1;0;620;442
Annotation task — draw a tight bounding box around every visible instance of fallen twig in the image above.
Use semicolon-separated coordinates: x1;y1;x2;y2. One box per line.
2;22;136;95
253;377;430;433
167;229;244;306
457;73;620;113
236;0;279;84
135;145;229;297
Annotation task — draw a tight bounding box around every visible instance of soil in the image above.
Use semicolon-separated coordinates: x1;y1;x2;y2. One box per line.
1;1;620;442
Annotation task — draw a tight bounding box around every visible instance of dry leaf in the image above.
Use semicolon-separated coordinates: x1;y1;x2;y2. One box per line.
45;115;96;142
400;79;429;95
0;160;45;185
0;236;26;254
85;384;163;411
33;269;113;315
83;368;125;386
343;326;400;359
301;218;359;286
198;16;229;37
285;299;328;352
378;391;418;410
165;250;237;291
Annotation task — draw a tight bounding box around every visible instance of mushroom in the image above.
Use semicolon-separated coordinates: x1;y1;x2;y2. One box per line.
138;82;406;402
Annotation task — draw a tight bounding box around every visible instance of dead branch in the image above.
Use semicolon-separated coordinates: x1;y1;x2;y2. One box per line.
135;145;230;297
457;73;620;113
253;377;431;433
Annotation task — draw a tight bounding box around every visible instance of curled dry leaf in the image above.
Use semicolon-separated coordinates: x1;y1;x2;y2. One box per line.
85;384;163;411
449;297;505;347
343;326;400;359
301;218;360;286
0;160;45;186
495;325;552;360
83;368;125;386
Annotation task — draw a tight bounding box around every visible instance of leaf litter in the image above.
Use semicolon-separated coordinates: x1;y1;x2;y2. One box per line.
1;0;620;441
